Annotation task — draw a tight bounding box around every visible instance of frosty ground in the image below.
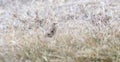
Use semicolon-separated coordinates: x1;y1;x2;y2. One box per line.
0;0;120;62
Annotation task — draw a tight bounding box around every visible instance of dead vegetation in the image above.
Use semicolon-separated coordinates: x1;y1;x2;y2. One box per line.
0;0;120;62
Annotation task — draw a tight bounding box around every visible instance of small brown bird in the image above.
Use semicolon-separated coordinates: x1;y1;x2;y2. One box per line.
46;23;57;38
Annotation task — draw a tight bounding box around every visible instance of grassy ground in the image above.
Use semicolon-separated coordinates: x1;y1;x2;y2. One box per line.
0;0;120;62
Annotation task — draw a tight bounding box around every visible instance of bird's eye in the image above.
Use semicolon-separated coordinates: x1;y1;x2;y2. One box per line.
51;30;54;33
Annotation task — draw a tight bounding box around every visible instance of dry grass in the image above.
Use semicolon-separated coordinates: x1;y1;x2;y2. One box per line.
0;0;120;62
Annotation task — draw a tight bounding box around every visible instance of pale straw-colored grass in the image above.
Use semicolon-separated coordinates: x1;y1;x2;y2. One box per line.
0;0;120;62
